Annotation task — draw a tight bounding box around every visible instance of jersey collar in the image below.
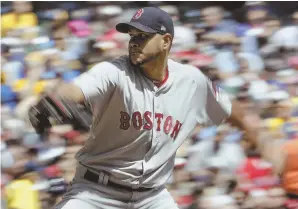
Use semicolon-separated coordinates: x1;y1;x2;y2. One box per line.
153;66;169;88
137;60;175;94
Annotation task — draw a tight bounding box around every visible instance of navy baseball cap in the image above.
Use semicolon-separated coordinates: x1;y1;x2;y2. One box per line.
116;7;174;38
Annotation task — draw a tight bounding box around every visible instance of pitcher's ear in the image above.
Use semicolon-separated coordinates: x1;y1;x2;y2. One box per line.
163;33;172;50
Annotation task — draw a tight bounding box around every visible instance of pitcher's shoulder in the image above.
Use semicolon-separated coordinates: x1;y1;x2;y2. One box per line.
108;55;132;72
84;56;131;79
169;59;206;80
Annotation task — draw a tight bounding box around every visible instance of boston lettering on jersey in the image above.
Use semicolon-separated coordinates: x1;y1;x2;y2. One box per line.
120;111;182;139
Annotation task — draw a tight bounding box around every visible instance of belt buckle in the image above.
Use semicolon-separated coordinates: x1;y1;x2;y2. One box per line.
84;169;151;192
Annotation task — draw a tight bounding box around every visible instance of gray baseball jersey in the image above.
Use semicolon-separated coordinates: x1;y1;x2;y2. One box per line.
72;55;232;188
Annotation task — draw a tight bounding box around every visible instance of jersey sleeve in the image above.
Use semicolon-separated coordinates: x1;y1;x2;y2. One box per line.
72;61;120;113
204;77;232;126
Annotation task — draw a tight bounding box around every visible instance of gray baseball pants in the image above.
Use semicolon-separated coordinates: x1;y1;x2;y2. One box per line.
54;164;179;209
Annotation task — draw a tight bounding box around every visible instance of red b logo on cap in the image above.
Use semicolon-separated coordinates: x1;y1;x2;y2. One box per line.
132;8;144;19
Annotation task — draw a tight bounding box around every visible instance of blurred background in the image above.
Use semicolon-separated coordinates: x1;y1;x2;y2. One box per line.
1;1;298;209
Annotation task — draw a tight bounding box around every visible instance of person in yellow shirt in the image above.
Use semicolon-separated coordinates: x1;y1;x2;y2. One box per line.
4;173;41;209
1;1;38;36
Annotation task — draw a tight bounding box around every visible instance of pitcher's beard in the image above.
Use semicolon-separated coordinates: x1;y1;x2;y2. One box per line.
130;53;160;68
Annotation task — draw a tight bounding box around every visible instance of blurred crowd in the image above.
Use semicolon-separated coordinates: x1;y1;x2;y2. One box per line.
1;1;298;209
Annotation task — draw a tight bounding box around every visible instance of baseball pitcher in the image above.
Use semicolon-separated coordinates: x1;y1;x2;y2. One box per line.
29;7;256;209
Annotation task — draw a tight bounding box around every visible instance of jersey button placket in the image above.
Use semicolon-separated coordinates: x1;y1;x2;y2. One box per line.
155;92;160;108
143;92;156;173
154;93;161;140
148;93;159;155
156;132;161;140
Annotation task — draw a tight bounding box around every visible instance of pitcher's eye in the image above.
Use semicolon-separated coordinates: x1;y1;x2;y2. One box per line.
140;34;148;39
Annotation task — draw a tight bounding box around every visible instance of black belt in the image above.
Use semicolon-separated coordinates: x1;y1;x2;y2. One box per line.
83;169;152;192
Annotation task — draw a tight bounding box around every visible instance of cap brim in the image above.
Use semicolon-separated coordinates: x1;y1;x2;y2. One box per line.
116;22;157;34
